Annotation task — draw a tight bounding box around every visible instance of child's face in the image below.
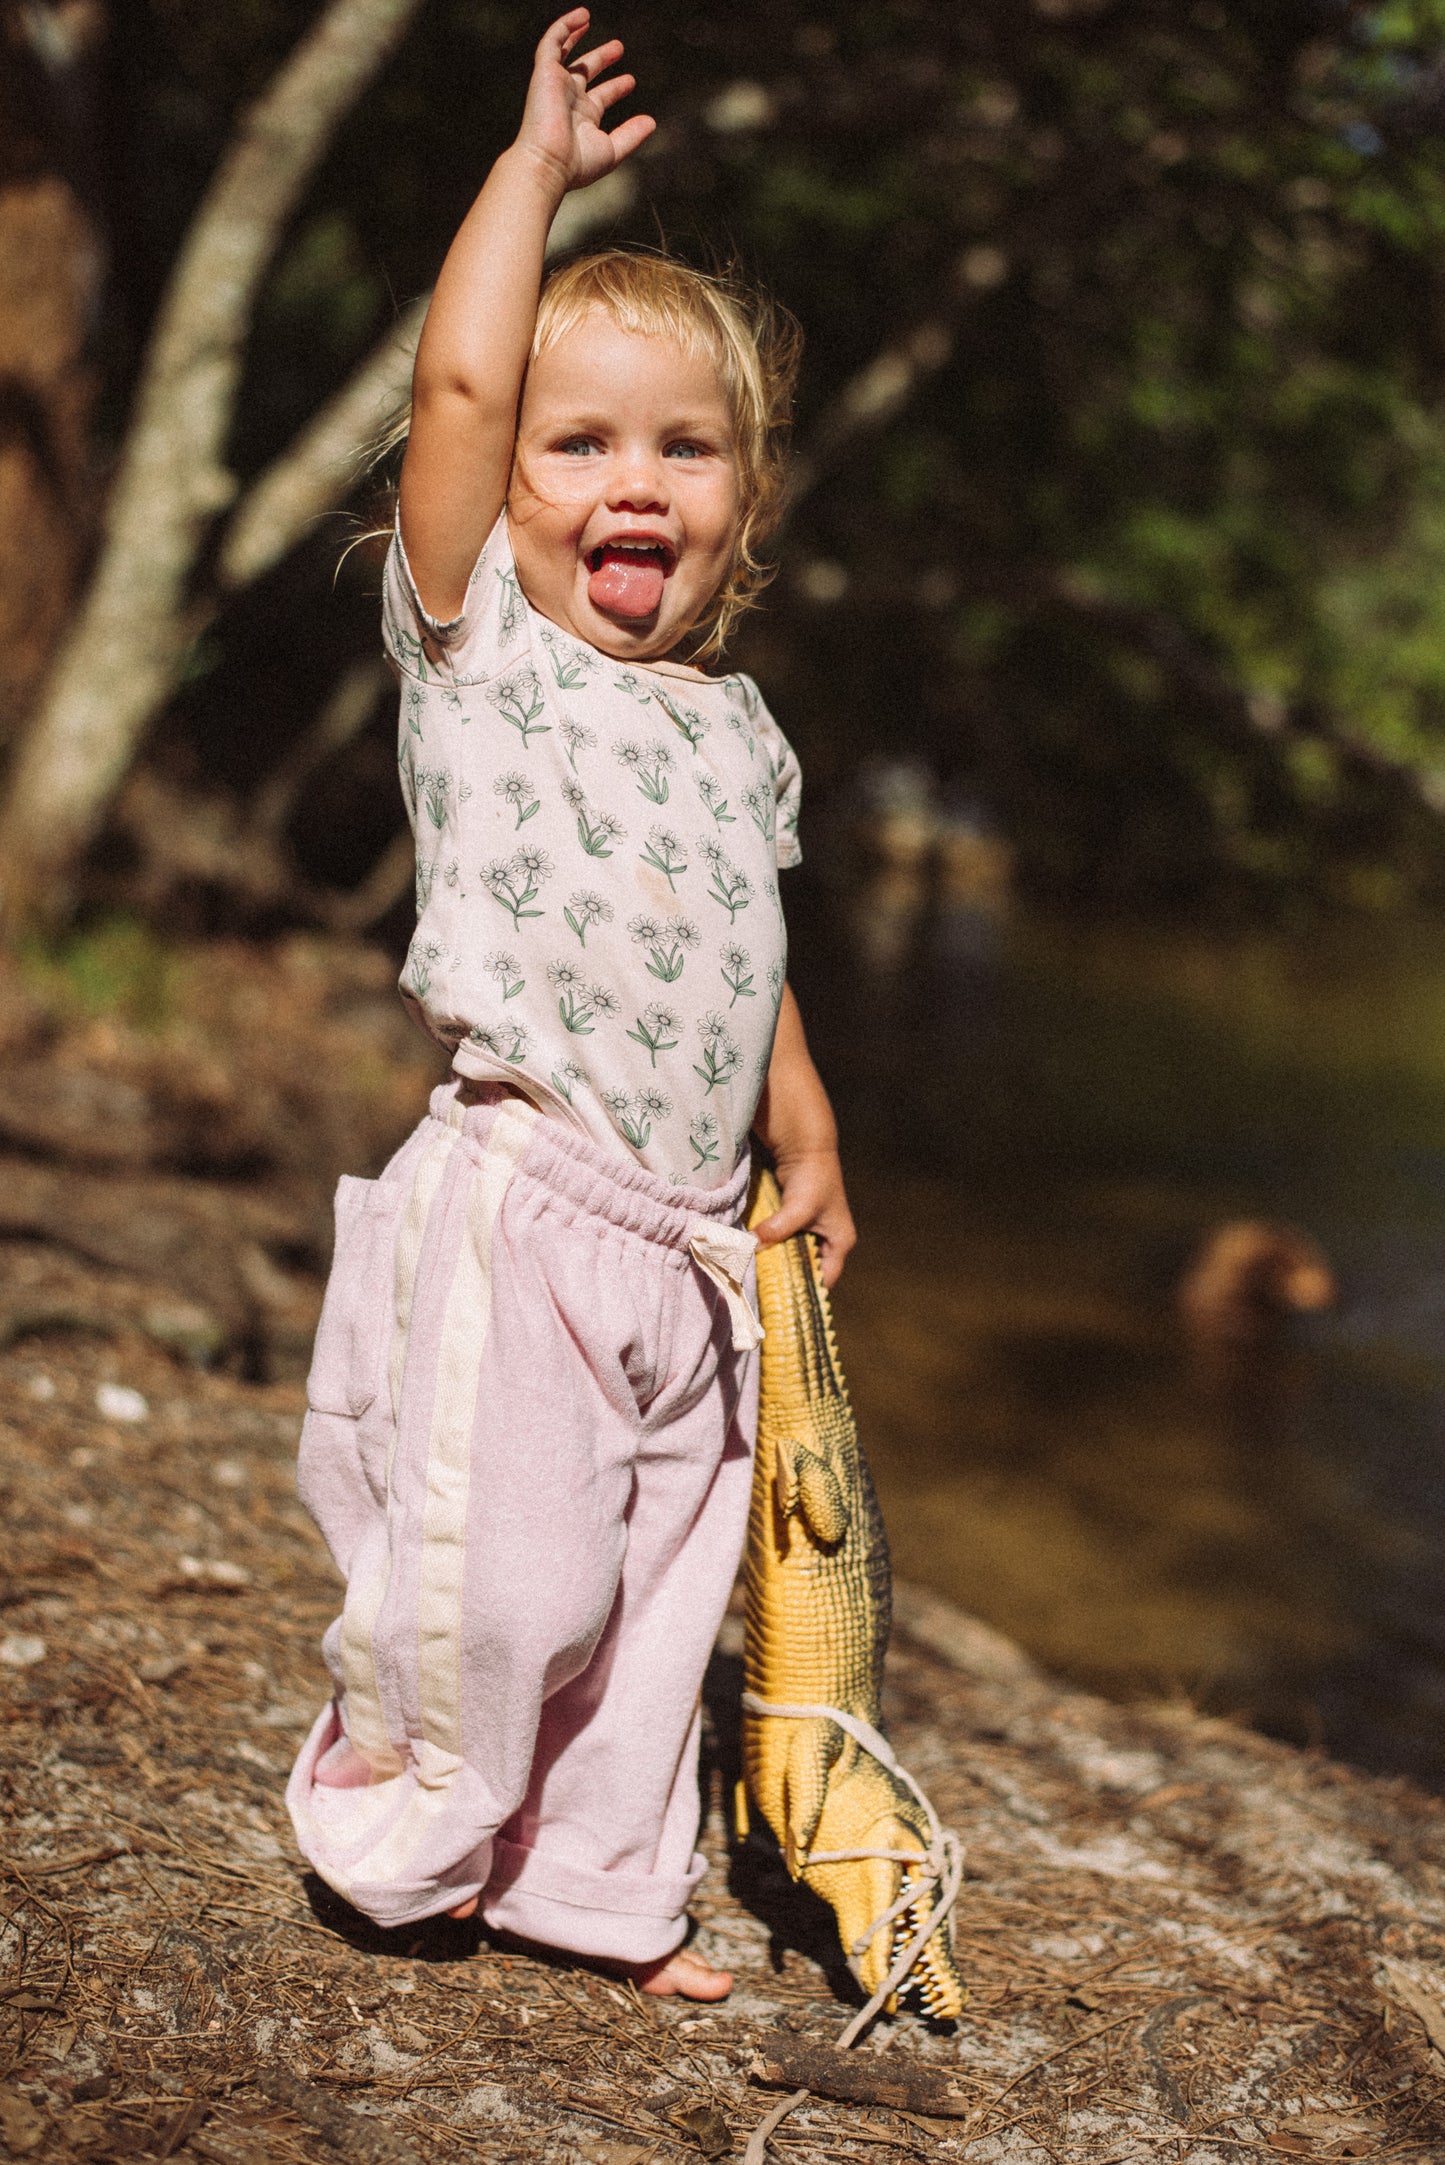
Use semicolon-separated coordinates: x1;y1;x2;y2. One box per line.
508;309;741;661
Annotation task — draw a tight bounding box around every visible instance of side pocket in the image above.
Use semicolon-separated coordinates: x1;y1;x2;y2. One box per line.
307;1175;406;1418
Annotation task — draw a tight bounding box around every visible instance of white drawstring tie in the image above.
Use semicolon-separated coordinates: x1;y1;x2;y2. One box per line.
687;1221;765;1351
739;1693;965;2164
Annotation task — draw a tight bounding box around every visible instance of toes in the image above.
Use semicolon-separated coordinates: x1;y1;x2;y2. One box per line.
637;1953;734;2000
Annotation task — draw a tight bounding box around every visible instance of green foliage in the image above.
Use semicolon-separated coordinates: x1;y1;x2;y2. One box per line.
20;918;180;1029
260;211;386;362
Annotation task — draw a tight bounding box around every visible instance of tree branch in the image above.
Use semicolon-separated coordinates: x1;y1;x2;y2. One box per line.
749;2034;974;2117
215;167;636;593
785;319;954;516
0;0;425;927
250;656;390;839
111;766;415;934
215;298;427;596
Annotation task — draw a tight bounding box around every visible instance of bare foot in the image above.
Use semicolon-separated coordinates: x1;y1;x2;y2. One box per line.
630;1947;733;2000
446;1895;479;1920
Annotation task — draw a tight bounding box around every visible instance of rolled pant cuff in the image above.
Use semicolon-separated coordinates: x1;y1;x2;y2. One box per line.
480;1835;705;1964
288;1701;495;1929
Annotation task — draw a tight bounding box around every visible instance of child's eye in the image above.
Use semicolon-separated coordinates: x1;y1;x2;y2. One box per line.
557;436;598;456
665;439;714;460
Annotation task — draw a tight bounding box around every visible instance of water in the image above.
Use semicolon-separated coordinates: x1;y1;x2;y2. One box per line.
788;863;1445;1788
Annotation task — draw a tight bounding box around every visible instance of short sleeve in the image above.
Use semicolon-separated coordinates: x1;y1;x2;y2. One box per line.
382;509;525;680
744;679;803;869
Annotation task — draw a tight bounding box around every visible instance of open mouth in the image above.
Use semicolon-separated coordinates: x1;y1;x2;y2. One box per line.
585;538;676;575
585;537;676;620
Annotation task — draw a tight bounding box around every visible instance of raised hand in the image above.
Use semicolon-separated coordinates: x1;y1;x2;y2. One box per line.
517;8;655;197
400;8;655;620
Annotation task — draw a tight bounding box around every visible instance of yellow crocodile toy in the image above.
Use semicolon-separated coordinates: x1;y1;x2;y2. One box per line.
741;1168;966;2021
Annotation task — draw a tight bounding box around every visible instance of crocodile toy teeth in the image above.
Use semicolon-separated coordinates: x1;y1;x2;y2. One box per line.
740;1168;967;2021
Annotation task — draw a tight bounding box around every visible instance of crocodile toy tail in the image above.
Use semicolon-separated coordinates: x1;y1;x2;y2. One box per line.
741;1169;966;2021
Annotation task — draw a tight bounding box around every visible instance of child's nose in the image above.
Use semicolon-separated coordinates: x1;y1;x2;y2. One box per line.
608;452;669;512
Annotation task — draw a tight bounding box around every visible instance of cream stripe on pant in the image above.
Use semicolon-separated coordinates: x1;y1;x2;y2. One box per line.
348;1103;536;1894
338;1120;460;1779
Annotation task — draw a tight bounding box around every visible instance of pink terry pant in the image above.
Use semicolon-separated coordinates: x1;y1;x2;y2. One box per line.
286;1081;756;1959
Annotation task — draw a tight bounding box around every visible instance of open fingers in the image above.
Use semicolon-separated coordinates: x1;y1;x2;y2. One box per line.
589;68;638;116
603;112;656;162
546;9;592;63
567;36;625;84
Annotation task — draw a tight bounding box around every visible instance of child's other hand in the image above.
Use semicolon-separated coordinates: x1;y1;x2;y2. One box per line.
517;10;655;197
751;983;854;1288
752;1147;857;1292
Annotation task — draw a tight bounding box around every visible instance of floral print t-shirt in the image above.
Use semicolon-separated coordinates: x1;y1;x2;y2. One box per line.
383;513;802;1189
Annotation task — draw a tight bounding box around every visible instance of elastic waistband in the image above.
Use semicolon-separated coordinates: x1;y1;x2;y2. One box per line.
429;1081;750;1250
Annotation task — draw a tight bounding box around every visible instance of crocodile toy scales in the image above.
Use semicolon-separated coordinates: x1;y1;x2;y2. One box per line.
740;1169;967;2020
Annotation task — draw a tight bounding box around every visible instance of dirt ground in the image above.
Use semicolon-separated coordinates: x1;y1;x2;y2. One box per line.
5;935;1445;2163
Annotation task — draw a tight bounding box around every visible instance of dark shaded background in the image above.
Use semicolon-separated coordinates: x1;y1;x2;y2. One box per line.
12;0;1445;925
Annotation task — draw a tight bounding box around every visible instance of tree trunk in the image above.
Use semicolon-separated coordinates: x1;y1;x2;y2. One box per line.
0;0;424;930
0;177;100;748
0;2;107;749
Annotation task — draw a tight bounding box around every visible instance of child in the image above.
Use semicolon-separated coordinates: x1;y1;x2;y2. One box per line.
287;8;854;2001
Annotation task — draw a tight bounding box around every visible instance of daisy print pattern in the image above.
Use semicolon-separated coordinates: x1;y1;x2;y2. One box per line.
562;776;625;858
720;942;755;1004
484;949;525;1000
384;511;801;1184
699;836;753;921
496;566;524;645
540;624;597;690
415;855;459;909
604;1086;672;1152
630;913;700;983
482;847;552;926
548;959;619;1036
696;772;734;826
640;825;688;891
494;770;540;828
694;1012;743;1092
741;780;775;845
627;1002;681;1066
653;686;709;749
563;889;613;945
614;738;675;804
408;936;445;1002
486;663;548;742
560;717;596;770
550;1057;588;1105
689;1110;720;1170
469;1018;530;1065
416;768;456;829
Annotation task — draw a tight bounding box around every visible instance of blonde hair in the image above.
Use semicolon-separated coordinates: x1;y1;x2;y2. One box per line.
362;248;801;664
529;249;801;660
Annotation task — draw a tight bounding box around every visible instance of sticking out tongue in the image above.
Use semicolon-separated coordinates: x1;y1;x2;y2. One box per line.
588;544;667;619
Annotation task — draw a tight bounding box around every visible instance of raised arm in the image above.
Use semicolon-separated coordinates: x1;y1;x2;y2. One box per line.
398;8;653;622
